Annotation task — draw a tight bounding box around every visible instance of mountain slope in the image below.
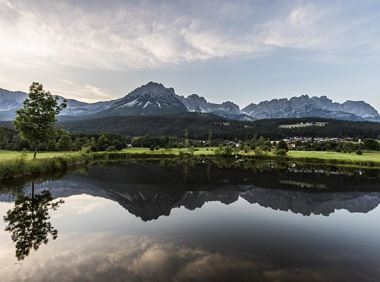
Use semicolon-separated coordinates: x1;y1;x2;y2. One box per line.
177;93;253;121
179;94;239;114
0;88;27;120
59;115;380;139
242;95;380;121
98;82;188;116
1;84;379;122
0;88;116;120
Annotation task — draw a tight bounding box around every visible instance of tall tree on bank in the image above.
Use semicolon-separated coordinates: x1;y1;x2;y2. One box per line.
14;82;66;159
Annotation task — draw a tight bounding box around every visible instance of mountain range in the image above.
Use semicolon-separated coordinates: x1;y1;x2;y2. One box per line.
1;82;379;122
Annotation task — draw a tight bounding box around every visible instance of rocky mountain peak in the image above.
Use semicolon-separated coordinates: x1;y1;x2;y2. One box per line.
1;83;379;122
242;95;380;121
128;81;176;98
101;82;187;116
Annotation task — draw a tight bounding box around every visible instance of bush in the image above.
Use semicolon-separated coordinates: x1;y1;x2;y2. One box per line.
254;148;264;156
356;150;363;155
224;146;233;156
275;149;287;156
277;140;288;151
363;139;380;151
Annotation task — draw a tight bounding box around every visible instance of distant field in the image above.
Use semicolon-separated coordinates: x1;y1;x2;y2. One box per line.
288;151;380;163
1;148;379;166
0;151;76;161
121;147;218;155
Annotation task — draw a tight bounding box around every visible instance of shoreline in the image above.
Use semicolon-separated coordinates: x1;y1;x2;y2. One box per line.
1;149;380;181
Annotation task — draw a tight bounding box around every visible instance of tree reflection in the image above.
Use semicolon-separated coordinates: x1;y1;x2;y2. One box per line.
3;183;64;260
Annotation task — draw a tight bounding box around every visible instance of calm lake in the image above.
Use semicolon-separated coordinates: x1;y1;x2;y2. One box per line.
0;159;380;282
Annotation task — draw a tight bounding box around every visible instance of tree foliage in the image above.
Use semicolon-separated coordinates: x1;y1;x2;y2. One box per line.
13;82;66;158
277;140;289;151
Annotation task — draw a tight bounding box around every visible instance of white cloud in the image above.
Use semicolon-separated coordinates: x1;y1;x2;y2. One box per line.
57;80;113;102
1;0;379;72
1;0;380;105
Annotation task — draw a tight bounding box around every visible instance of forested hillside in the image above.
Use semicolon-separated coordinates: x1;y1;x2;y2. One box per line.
59;114;380;139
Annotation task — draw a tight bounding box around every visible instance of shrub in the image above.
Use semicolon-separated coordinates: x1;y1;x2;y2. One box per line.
277;140;288;151
223;146;233;156
275;149;287;156
254;148;264;156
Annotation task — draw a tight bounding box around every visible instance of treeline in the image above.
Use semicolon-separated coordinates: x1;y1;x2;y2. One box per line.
292;138;380;153
60;114;380;139
0;127;130;152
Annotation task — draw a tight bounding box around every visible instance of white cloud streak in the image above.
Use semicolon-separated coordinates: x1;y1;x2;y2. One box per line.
1;0;379;71
58;80;113;102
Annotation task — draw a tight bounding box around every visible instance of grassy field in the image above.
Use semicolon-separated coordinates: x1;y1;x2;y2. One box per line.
0;151;75;161
288;151;380;163
1;148;380;162
0;148;379;180
122;147;218;155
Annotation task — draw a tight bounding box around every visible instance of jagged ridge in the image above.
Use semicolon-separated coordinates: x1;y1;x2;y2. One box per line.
1;83;379;122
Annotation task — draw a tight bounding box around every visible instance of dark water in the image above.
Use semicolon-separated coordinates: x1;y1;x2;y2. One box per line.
0;159;380;282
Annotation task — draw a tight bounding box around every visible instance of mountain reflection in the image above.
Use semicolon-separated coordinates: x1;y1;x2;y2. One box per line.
107;188;380;221
3;183;64;260
0;160;377;222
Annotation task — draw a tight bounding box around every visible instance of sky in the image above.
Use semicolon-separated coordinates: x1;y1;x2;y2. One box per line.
0;0;380;109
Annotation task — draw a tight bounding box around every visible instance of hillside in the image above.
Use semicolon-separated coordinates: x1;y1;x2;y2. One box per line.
59;114;380;139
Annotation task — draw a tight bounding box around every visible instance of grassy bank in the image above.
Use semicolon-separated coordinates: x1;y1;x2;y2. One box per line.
117;148;380;167
1;148;380;180
0;151;178;180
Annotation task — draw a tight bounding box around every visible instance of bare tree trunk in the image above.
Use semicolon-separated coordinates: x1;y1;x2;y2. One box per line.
33;146;37;160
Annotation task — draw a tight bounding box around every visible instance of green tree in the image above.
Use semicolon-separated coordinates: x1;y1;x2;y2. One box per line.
223;146;234;156
184;129;189;148
0;127;7;149
112;139;123;150
363;139;379;151
46;139;57;151
208;130;213;147
342;142;357;153
14;82;66;159
97;134;110;151
275;149;287;156
277;140;289;151
57;131;73;151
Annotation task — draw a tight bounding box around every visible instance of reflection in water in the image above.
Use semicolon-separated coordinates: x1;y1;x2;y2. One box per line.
0;160;380;281
14;160;378;221
3;183;64;260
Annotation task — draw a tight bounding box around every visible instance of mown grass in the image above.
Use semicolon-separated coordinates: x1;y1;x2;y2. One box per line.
119;148;380;163
288;151;380;163
0;151;73;160
1;148;380;180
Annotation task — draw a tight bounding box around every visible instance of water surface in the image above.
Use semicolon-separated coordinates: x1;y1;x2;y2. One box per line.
0;160;379;282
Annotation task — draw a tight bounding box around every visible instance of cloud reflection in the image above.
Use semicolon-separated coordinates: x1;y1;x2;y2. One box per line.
1;232;375;282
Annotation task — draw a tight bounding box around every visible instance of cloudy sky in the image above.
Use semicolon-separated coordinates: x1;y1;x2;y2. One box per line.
0;0;380;109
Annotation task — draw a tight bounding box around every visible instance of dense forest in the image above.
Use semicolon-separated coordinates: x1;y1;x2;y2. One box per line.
2;114;380;140
59;114;380;139
1;114;380;152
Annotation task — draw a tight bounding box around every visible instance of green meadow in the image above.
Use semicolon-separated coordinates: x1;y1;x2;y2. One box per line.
1;148;380;180
1;148;380;162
